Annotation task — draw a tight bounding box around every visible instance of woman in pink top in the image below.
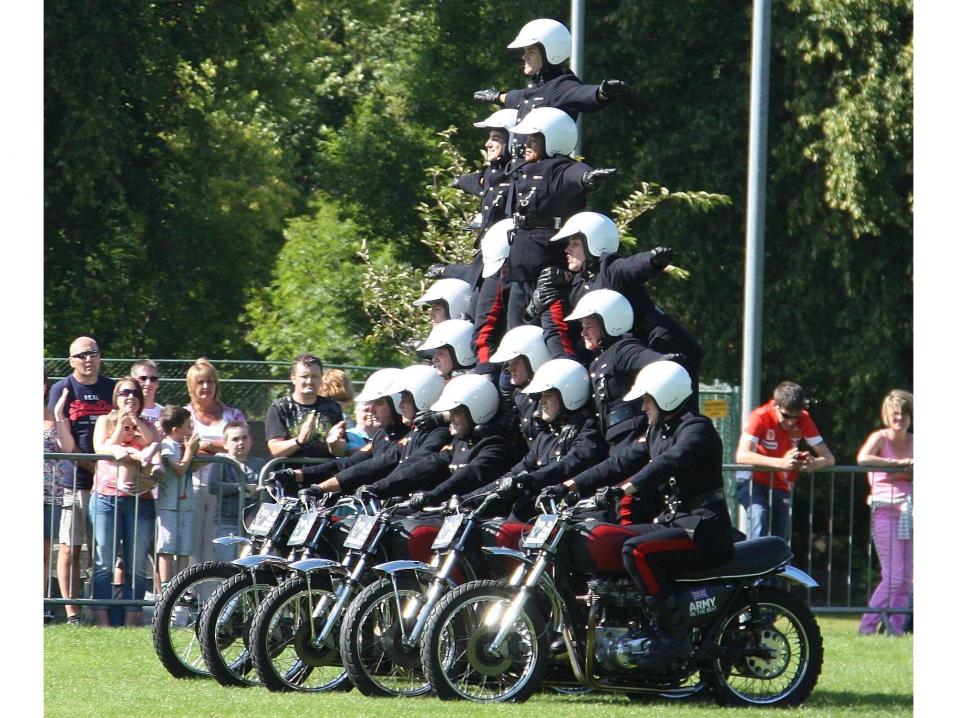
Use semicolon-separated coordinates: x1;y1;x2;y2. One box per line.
857;389;913;636
184;358;246;564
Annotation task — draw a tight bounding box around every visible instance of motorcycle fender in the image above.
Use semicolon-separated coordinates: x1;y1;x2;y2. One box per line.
480;546;533;566
230;554;288;570
289;558;349;577
373;560;436;577
778;564;819;588
213;535;252;547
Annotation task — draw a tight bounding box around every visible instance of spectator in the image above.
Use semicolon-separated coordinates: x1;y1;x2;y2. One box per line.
131;359;164;429
265;354;346;461
320;368;371;453
184;358;246;565
44;376;76;620
47;336;115;625
156;405;200;589
208;421;264;561
858;390;914;636
735;381;835;540
90;377;162;627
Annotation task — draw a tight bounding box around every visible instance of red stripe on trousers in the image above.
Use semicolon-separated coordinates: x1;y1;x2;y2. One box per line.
548;302;575;357
476;282;504;364
630;537;699;595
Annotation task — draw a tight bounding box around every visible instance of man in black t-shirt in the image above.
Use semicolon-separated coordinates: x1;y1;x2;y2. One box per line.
265;354;345;461
46;335;115;624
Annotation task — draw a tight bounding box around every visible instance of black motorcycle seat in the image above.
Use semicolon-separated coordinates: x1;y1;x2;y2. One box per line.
673;536;792;583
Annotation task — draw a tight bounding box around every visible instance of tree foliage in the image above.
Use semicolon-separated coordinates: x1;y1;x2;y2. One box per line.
45;0;912;464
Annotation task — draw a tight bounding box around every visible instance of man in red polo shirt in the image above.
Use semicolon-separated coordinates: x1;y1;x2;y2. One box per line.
735;381;835;540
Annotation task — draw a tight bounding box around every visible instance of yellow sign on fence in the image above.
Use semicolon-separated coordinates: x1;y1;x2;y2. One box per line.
702;399;729;419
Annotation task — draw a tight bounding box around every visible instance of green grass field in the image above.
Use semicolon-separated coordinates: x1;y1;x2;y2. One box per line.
44;616;911;718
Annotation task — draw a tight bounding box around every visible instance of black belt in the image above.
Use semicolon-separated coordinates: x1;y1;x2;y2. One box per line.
605;403;638;430
512;214;563;230
685;489;726;508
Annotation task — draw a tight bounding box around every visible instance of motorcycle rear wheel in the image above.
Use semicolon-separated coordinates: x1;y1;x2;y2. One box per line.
340;575;433;697
421;579;548;703
703;587;823;707
151;561;237;678
198;570;281;686
248;573;352;692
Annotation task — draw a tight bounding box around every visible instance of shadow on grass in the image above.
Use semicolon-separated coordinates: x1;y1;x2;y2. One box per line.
810;690;912;708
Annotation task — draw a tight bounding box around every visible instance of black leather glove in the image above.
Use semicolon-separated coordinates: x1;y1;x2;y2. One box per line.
539;484;570;501
413;410;446;431
270;468;299;496
473;88;503;104
425;263;447;280
598;79;628;100
594;485;625;510
582;168;617;190
523;285;561;322
649;246;674;270
537;265;571;292
495;475;518;500
409;491;433;511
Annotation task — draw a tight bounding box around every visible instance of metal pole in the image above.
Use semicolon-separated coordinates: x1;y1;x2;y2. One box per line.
570;0;585;155
741;0;772;417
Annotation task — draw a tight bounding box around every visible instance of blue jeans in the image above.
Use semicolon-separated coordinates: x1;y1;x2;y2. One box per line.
736;480;793;541
89;493;156;612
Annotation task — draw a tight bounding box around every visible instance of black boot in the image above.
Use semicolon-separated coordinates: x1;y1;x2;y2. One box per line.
631;595;692;671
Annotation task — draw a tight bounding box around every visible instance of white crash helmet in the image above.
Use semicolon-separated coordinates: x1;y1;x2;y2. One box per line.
623;360;692;412
418;318;477;368
388;364;446;413
522;358;591;411
511;107;578;158
551;211;620;258
507;18;572;65
481;218;513;278
431;373;499;425
354;367;404;412
413;278;472;320
489;324;550;373
474;108;519;131
565;289;634;338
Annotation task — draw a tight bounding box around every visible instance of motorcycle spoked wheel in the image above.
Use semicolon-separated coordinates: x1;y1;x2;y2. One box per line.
248;572;352;693
152;561;238;678
340;575;433;697
703;587;823;707
421;579;549;703
197;570;282;686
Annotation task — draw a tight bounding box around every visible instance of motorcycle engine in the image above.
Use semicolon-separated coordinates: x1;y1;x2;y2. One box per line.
589;579;650;673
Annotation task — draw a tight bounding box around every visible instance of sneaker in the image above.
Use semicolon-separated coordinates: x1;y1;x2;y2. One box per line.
66;615;80;626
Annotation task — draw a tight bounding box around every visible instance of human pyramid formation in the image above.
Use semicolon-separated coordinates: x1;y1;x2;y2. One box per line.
271;18;734;673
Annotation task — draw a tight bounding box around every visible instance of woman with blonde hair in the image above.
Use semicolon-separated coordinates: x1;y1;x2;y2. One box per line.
857;389;914;636
184;358;246;564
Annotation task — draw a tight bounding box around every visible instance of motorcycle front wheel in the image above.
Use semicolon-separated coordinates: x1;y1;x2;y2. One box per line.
421;579;548;703
703;587;823;707
197;569;282;686
340;575;433;697
152;561;237;678
248;572;352;692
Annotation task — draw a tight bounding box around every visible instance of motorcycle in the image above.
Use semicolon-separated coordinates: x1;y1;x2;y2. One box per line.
152;477;333;679
420;491;823;705
338;490;528;697
247;488;439;692
196;486;352;686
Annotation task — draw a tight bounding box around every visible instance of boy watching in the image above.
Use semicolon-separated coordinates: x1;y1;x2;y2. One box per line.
208;421;264;561
157;405;200;587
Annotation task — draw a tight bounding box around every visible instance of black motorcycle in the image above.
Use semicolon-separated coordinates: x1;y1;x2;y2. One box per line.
420;492;823;705
338;491;528;697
